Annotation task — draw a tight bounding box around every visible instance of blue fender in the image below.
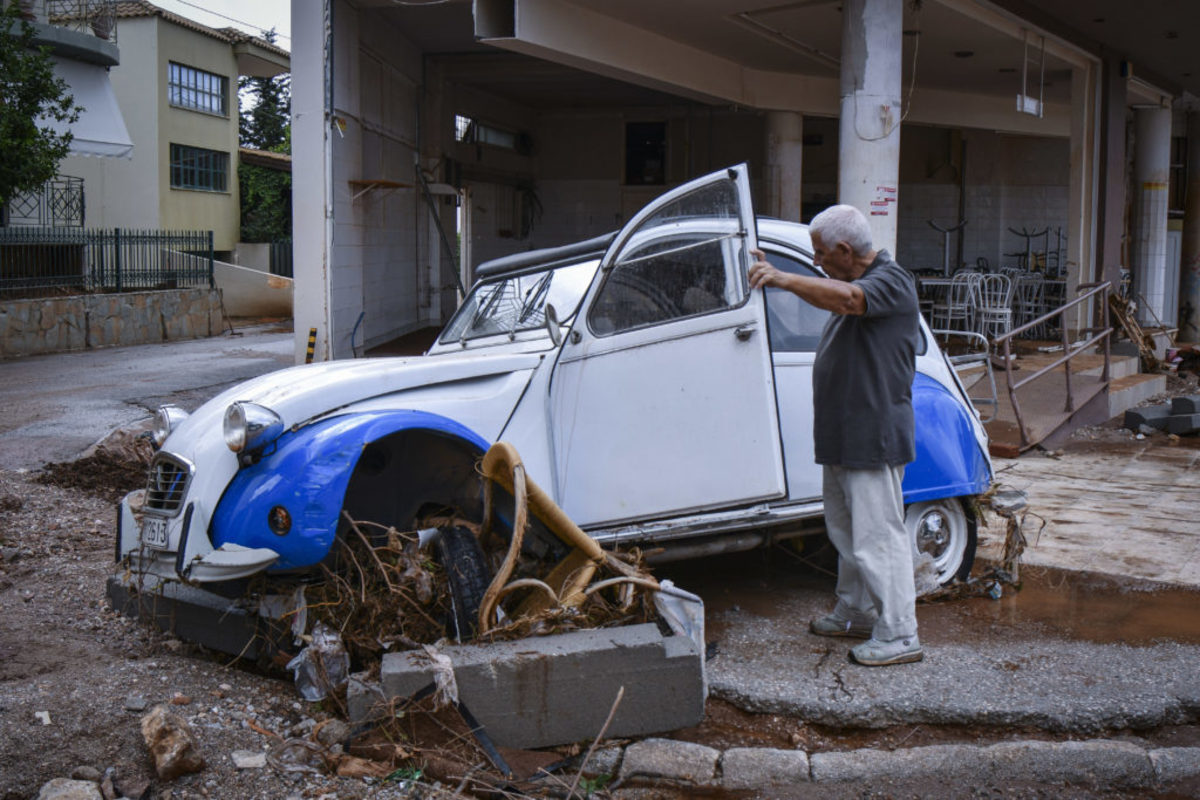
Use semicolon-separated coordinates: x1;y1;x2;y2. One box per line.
902;373;992;504
210;410;489;570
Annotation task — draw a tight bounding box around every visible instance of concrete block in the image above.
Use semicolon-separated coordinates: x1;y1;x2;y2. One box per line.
985;740;1153;788
1124;404;1171;431
1166;414;1200;435
721;747;809;788
811;744;978;783
1171;395;1200;414
376;623;704;749
1149;747;1200;783
619;738;718;784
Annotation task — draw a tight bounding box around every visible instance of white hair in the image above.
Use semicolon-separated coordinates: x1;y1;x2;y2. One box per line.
810;204;874;256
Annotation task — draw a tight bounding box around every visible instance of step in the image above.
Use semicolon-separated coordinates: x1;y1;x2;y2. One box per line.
1108;373;1167;420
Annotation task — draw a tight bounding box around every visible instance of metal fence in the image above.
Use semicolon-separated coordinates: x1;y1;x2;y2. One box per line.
269;239;293;278
0;227;213;299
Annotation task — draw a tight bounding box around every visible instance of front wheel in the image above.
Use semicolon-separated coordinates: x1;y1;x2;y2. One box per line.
905;498;976;588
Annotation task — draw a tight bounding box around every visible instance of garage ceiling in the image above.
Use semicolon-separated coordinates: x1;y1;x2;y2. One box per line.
360;0;1196;111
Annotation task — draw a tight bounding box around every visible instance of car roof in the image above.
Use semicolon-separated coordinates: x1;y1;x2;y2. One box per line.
474;218;814;283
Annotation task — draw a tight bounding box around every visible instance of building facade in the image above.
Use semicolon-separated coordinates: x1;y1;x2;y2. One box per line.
58;0;288;256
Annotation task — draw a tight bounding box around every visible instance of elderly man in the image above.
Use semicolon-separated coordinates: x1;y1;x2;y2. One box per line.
748;204;922;666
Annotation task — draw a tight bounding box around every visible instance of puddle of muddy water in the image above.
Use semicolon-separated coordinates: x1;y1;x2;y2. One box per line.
655;545;1200;646
959;566;1200;645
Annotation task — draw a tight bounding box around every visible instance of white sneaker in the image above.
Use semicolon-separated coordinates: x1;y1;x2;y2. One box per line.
849;635;923;666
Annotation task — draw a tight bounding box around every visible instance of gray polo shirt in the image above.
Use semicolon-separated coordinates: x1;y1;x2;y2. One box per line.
812;250;920;468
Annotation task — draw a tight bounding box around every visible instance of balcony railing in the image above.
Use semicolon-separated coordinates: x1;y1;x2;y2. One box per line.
7;176;85;229
44;0;117;42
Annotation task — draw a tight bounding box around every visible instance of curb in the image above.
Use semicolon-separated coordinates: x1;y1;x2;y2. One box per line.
610;738;1200;790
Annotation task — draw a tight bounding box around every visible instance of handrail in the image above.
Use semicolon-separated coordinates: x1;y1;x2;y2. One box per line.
990;281;1112;449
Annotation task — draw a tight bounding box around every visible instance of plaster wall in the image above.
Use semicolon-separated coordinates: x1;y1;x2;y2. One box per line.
58;16;162;229
158;21;241;251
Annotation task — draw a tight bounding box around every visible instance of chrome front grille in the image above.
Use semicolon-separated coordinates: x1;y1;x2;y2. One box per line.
144;453;192;515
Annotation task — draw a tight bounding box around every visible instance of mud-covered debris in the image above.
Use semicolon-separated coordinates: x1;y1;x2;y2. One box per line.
140;705;205;781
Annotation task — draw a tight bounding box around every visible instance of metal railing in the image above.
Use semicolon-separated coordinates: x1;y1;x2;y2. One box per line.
991;281;1113;449
45;0;117;42
7;176;84;228
0;227;213;298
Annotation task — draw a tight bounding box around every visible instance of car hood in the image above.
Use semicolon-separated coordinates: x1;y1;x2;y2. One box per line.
168;351;545;448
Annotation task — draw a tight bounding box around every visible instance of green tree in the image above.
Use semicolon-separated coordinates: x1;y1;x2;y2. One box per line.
238;29;290;242
0;1;81;216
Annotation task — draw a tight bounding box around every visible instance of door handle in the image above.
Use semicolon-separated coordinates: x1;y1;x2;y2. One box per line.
734;324;756;341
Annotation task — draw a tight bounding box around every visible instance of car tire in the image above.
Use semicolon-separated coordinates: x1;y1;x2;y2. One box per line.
433;525;491;642
905;498;976;587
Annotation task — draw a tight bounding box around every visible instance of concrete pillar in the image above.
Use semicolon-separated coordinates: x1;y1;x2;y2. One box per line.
1180;111;1200;343
1066;65;1099;333
1130;106;1172;326
765;111;803;222
290;0;333;364
1095;57;1127;286
837;0;902;253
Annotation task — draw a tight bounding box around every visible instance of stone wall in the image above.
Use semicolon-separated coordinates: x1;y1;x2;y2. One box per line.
0;289;224;358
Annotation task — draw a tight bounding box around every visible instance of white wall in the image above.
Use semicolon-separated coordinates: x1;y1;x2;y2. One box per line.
59;15;162;230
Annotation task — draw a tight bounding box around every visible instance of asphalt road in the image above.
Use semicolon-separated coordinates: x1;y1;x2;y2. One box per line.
0;323;294;470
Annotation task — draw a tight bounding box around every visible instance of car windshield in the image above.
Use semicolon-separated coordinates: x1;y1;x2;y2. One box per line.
439;259;599;344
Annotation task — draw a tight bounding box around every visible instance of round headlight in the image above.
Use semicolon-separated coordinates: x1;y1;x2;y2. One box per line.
152;405;190;447
223;402;283;455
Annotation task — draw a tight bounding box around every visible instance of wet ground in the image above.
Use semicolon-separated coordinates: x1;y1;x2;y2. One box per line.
658;544;1200;650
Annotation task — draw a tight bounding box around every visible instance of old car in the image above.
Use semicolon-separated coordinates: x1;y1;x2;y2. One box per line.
110;164;992;646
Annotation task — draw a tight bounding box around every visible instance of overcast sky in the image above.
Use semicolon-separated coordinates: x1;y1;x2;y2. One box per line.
152;0;291;48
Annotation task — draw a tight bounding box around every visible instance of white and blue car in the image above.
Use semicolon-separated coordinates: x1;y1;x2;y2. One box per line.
111;165;992;644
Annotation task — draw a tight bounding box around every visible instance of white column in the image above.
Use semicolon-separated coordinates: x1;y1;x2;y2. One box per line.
765;111;803;222
837;0;902;253
290;0;333;363
1181;112;1200;343
1130;106;1172;326
1066;65;1099;334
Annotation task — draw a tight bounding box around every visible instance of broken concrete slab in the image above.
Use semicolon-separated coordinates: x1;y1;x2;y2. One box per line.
619;738;719;785
372;623;703;750
1167;413;1200;435
1171;395;1200;414
1123;404;1171;431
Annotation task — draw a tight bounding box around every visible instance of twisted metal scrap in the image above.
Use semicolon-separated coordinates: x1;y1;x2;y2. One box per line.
921;485;1039;602
476;442;658;636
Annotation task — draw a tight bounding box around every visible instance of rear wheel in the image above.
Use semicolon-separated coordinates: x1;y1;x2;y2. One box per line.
905;498;976;586
433;525;490;642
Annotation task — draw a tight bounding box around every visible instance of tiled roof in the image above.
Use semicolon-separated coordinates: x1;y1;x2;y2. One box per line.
110;0;288;57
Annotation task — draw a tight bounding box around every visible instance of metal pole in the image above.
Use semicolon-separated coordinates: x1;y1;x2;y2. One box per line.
114;228;122;293
207;231;214;288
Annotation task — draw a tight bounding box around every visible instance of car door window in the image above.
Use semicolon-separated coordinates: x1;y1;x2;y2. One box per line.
588;179;748;336
762;249;831;352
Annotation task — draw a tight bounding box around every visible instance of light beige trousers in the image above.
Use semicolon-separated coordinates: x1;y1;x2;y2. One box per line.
823;464;917;642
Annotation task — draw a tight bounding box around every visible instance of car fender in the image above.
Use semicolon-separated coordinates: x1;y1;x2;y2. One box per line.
210;410;489;570
903;373;992;503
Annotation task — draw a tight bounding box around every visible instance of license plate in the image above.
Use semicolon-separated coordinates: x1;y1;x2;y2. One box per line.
141;516;170;549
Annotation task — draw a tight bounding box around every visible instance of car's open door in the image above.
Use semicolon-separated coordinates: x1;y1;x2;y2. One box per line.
549;164;787;528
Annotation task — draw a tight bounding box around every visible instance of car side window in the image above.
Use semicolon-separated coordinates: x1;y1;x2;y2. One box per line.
763;249;831;352
588;178;748;336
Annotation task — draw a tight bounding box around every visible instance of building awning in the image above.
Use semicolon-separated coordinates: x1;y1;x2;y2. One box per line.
46;57;133;159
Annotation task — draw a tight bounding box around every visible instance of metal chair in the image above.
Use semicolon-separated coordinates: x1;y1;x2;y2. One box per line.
975;273;1014;340
1014;272;1046;338
930;271;978;332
